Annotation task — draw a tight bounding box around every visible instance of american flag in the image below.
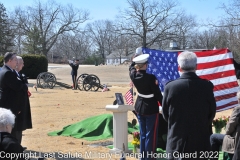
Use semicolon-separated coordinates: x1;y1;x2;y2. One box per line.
124;88;134;105
143;48;239;112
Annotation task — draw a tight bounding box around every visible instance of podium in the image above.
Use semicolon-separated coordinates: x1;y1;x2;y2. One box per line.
106;105;133;153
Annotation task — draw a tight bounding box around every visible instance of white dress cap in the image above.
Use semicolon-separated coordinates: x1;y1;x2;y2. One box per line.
132;54;149;63
135;47;143;55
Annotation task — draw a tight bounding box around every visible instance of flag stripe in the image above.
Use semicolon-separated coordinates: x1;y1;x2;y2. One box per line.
216;96;238;106
210;76;237;86
214;82;239;92
199;70;236;81
197;51;233;63
124;88;133;105
216;101;238;111
217;103;238;112
197;59;233;70
195;49;230;57
215;92;237;101
196;64;234;76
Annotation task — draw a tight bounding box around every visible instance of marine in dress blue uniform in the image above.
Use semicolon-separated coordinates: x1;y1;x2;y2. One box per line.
129;53;163;160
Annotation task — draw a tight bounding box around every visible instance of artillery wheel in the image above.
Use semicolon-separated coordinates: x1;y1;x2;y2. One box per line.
37;72;46;88
36;72;57;89
82;74;101;91
76;73;89;91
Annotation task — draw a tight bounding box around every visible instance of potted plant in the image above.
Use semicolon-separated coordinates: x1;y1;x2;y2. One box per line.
131;131;140;153
212;116;230;133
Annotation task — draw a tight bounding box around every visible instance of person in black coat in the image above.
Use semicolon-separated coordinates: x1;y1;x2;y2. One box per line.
69;59;79;90
0;53;28;143
0;108;24;160
162;51;216;160
11;56;32;144
130;53;163;160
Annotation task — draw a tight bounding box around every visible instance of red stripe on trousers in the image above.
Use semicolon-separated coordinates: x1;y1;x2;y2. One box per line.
152;113;159;152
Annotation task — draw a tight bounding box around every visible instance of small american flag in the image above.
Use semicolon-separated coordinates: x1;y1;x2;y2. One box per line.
124;88;134;105
143;48;239;112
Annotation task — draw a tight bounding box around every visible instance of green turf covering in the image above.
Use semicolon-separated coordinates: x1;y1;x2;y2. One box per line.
48;113;225;160
48;114;139;141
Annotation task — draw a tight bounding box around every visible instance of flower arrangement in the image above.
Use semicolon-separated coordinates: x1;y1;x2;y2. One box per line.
131;131;140;153
212;116;230;133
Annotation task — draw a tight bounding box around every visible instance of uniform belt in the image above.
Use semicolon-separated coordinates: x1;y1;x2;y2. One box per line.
138;93;154;98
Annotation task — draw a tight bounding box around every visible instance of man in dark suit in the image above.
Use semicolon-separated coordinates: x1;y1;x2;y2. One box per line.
162;51;216;160
0;52;28;143
12;56;32;144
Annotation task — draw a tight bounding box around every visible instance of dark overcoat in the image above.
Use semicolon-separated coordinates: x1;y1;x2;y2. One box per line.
0;65;27;115
0;132;24;160
162;72;216;160
14;72;32;131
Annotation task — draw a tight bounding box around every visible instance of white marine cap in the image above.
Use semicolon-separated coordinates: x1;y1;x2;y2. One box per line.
135;47;143;55
132;54;149;64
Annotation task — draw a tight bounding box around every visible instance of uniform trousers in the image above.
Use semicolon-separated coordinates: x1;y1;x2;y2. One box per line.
137;113;159;160
71;74;77;89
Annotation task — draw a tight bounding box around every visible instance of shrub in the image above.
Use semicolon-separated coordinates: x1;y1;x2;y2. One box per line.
21;54;48;79
0;56;4;66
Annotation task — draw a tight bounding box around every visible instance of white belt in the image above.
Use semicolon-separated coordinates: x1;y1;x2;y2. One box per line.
138;93;154;98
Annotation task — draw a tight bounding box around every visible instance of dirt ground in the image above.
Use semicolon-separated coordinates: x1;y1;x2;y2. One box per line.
21;64;233;160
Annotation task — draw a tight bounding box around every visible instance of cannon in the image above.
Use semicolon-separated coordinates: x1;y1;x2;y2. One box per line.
36;72;104;91
76;74;104;91
36;72;57;89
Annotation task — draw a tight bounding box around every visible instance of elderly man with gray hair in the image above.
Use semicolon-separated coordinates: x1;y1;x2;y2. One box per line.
162;51;216;160
0;108;24;157
11;56;32;147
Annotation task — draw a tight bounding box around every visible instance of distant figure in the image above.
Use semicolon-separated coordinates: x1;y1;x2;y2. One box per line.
162;51;216;160
68;59;79;90
0;108;24;159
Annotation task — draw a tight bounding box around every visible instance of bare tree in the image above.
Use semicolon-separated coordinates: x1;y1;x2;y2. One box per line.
174;12;197;49
116;0;179;48
220;0;240;27
86;20;115;59
12;0;89;56
51;32;92;62
113;35;131;64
